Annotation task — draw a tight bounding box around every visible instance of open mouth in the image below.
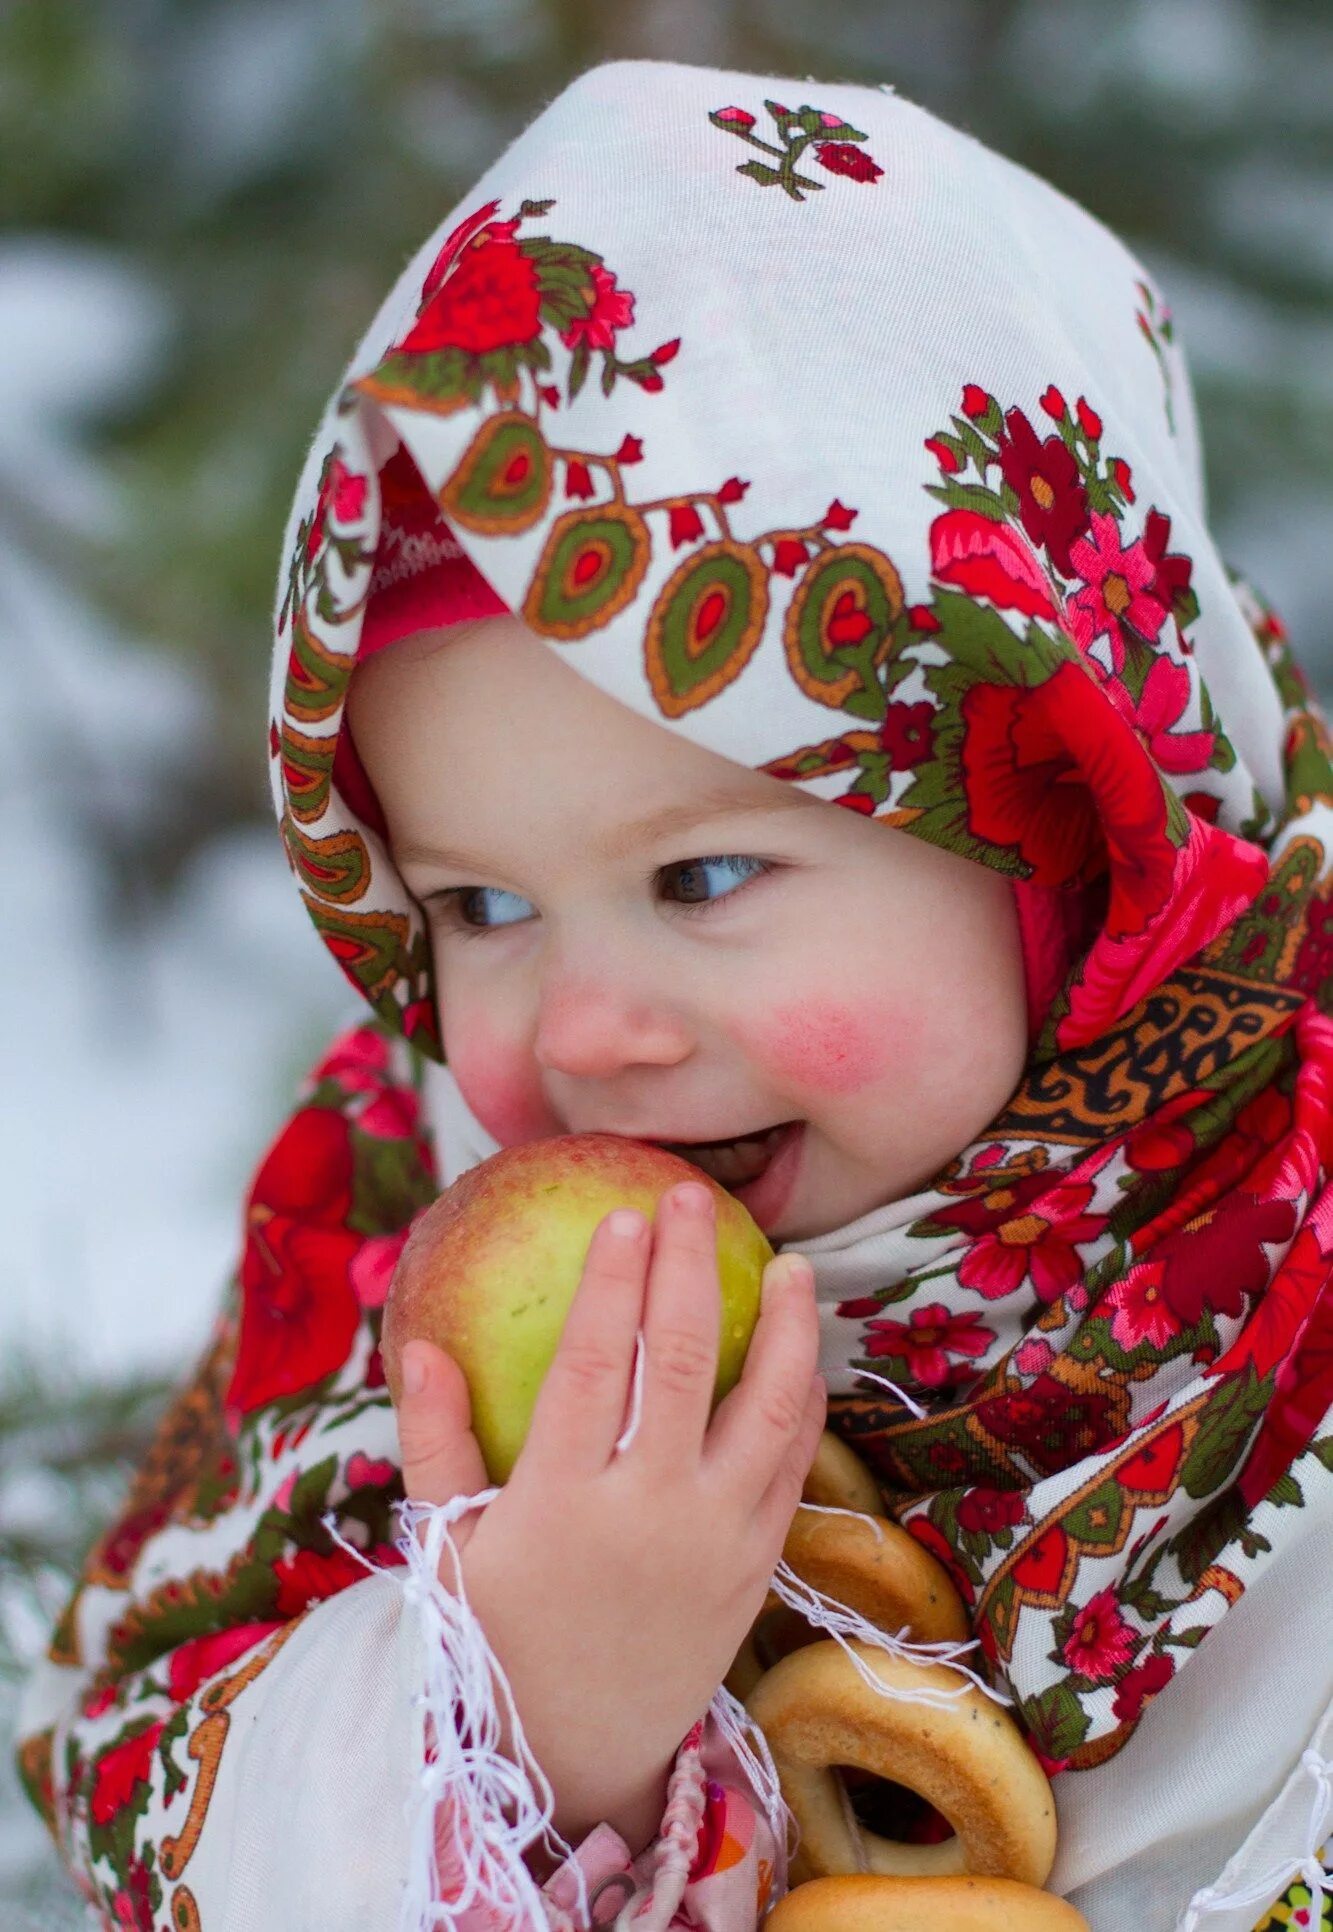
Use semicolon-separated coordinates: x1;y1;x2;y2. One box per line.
656;1121;802;1192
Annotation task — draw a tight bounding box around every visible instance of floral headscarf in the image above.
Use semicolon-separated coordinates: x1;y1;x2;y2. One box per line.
268;54;1333;1924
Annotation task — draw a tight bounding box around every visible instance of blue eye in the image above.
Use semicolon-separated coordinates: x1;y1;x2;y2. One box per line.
433;854;772;936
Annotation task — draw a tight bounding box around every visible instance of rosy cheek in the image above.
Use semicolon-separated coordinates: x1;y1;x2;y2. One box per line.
445;1017;551;1145
741;1000;897;1096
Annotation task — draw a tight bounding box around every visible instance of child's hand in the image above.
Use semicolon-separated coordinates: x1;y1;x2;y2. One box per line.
392;1180;826;1858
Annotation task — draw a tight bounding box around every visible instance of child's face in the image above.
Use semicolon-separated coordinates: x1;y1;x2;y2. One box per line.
347;617;1029;1241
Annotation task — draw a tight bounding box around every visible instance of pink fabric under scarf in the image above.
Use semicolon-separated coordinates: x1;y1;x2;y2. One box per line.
346;445;1079;1040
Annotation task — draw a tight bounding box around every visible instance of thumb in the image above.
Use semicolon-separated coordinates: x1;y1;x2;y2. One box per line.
394;1340;492;1536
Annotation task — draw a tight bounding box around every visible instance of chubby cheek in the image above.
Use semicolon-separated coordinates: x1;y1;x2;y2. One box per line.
443;1010;551;1146
737;998;908;1099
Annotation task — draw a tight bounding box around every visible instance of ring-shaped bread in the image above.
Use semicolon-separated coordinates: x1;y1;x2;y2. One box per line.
801;1429;884;1516
723;1496;971;1704
745;1638;1057;1888
763;1874;1089;1931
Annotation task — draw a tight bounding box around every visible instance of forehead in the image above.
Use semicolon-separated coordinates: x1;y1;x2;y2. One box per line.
344;614;826;847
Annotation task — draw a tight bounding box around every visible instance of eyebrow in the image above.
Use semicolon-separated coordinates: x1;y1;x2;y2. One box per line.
393;783;818;873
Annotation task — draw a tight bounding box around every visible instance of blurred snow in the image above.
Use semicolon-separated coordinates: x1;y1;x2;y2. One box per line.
0;236;348;1387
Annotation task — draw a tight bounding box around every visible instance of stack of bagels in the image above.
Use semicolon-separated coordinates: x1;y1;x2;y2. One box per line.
730;1432;1089;1931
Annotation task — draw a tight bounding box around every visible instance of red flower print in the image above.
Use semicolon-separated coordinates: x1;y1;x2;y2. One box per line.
1123;1090;1208;1172
167;1622;283;1704
564;458;594;500
311;1028;389;1095
1040;386;1067;421
1121;656;1215;775
358;1085;421;1139
1112;457;1136;503
957;1182;1105;1303
231;1214;363;1415
957;1487;1026;1534
960;663;1174;923
650;337;680;366
1112;1650;1175;1723
109;1852;155;1929
862;1302;994;1388
350;1227;413;1310
1103;1264;1182;1352
1140;508;1194;621
1237;1240;1333;1506
1061;813;1267;1047
398;230;543;357
905;1516;977;1604
975;1373;1115;1474
1156;1195;1298;1328
815;141;884;183
249;1107;355;1222
879;701;936;768
272;1541;400;1618
306;456;367;560
823;497;857;530
669;503;706;548
929;508;1056;620
1215;1222;1327;1385
1066;513;1169;665
1061;1587;1136;1681
924;436;962;474
560;262;636;354
714;106;756;127
1075;397;1103;441
961;383;991;418
90;1720;165;1826
996;408;1090;577
419;200;507;301
772;537;809;575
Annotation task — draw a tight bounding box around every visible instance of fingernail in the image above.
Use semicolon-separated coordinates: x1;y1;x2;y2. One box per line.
403;1344;428;1396
766;1254;812;1300
671;1183;712;1215
607;1208;646;1240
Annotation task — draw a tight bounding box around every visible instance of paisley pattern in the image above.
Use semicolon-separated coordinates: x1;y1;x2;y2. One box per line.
16;59;1333;1930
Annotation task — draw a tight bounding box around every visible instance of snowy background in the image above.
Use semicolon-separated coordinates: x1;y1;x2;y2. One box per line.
3;0;1331;1921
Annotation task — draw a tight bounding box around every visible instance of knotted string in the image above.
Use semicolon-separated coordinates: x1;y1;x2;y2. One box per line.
327;1325;999;1924
1177;1748;1333;1928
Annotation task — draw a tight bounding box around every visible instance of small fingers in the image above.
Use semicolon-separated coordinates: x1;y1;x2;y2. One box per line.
521;1207;649;1478
703;1252;820;1509
393;1339;491;1560
627;1183;725;1472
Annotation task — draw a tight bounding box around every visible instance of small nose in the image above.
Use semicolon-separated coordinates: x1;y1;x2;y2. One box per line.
533;963;694;1079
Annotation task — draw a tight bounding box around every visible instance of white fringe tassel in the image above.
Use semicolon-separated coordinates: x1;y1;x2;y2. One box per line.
1177;1748;1332;1928
326;1493;590;1931
315;1333;1002;1928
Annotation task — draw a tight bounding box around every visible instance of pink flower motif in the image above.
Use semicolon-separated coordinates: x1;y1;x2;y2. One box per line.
271;1469;298;1510
714;106;756;127
560;263;635;354
358;1088;421;1139
863;1301;994;1388
1124;655;1215;775
1061;1587;1137;1681
345;1451;397;1490
312;1028;390;1093
1013;1336;1055;1376
1066;512;1169;665
1103;1264;1182;1352
957;1182;1106;1303
819;112;844;126
350;1229;411;1309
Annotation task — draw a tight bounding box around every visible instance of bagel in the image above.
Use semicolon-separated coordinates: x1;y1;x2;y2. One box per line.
764;1874;1089;1931
745;1639;1056;1888
801;1429;884;1516
723;1502;971;1703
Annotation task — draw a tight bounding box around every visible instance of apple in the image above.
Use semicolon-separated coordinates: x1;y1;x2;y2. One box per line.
382;1133;775;1483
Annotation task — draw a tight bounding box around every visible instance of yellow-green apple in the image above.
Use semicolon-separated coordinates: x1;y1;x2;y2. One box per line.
382;1133;775;1483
